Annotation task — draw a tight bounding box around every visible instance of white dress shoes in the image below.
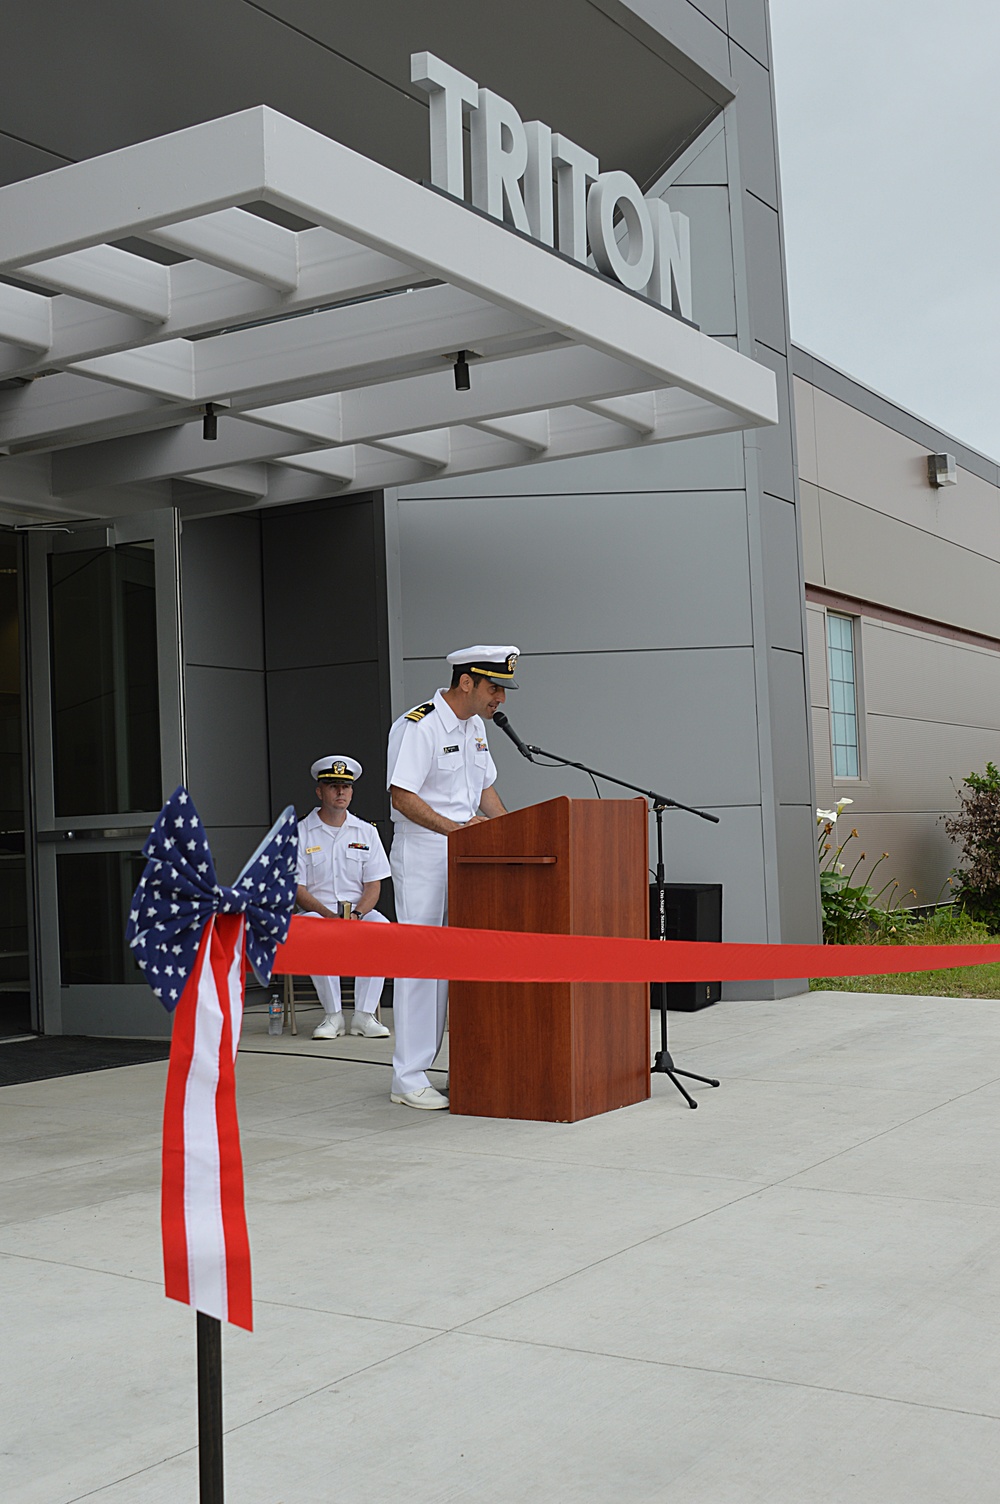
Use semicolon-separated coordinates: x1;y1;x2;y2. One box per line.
312;1012;346;1040
350;1010;390;1038
390;1086;449;1110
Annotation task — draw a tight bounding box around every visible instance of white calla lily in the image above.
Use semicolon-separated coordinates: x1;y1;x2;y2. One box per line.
816;808;838;824
835;797;854;813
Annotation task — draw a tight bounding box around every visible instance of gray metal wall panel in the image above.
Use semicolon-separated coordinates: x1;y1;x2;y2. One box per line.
798;480;824;581
397;490;753;657
750;344;795;504
613;0;732;78
267;660;388;822
768;648;812;804
181;514;264;671
403;646;763;809
793;376;819;485
59;986;172;1040
662;184;737;335
400;431;746;500
818;490;1000;640
861;621;1000;731
262;497;379;672
401;647;768;941
204;824;271;889
184;665;269;828
776;802;821;942
856;715;1000;815
0;132;64;187
0;1;724;198
810;389;1000;564
761;495;804;651
743;192;786;354
725;0;770;66
794;346;1000;490
0;0;424;176
649;802;767;942
811;704;833;789
689;0;728;31
672;119;728;183
806;605;829;708
727;44;778;208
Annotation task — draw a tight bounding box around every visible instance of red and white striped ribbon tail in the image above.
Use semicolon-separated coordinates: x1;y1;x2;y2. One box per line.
161;911;253;1331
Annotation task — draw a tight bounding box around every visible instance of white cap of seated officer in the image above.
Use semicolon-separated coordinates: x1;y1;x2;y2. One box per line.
310;755;362;784
446;645;520;688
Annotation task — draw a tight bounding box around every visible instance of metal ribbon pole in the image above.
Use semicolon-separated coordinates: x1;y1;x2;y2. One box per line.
197;1313;224;1503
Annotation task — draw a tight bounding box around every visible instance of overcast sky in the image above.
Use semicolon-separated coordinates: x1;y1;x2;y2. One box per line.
768;0;1000;463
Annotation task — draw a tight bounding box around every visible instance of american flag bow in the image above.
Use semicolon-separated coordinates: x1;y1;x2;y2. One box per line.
126;788;298;1331
126;786;298;1005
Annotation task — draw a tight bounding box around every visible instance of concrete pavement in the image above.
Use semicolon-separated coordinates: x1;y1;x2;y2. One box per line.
2;989;999;1502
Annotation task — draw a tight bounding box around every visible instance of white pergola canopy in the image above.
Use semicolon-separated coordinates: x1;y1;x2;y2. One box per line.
0;108;777;519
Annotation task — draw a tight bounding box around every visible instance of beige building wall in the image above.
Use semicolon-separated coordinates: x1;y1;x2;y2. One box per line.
794;352;1000;905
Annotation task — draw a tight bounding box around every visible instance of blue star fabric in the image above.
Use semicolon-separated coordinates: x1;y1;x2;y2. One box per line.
126;787;298;1010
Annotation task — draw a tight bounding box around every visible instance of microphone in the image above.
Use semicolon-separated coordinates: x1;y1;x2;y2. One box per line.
493;711;534;761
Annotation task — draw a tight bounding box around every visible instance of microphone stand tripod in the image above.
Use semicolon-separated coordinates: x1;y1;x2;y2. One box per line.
648;800;720;1108
498;717;721;1108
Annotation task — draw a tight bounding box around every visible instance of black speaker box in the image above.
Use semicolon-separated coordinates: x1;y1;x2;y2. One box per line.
649;882;722;1012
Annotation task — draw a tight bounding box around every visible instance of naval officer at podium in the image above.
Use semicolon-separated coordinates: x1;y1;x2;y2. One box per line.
386;645;519;1109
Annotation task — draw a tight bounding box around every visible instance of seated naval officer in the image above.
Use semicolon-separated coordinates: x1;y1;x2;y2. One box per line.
385;645;518;1109
296;756;392;1040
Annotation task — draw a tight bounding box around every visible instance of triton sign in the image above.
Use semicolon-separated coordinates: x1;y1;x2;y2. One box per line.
411;51;692;320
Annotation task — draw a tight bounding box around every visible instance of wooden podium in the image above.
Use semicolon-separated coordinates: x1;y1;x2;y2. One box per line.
447;796;650;1122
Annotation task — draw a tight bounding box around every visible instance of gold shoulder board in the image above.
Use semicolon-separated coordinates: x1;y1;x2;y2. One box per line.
405;701;435;722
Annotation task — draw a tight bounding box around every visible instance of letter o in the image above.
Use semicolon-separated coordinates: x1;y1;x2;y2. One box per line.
586;171;654;292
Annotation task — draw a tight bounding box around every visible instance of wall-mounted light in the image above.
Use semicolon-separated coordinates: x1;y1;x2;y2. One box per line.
454;351;471;392
927;453;957;487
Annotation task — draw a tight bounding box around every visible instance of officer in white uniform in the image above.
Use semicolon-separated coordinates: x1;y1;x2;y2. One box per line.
296;756;392;1040
386;645;518;1108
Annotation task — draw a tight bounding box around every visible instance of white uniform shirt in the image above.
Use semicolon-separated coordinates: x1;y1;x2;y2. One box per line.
296;809;391;906
386;688;498;830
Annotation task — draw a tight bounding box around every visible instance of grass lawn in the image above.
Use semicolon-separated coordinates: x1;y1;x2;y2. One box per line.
810;912;1000;998
811;964;1000;998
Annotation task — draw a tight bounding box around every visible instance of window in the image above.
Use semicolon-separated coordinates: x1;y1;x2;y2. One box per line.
826;613;861;778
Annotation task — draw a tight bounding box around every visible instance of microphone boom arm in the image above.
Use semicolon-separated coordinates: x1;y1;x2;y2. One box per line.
521;735;719;823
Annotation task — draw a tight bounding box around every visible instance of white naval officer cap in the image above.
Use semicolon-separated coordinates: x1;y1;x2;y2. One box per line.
446;644;520;688
311;755;362;783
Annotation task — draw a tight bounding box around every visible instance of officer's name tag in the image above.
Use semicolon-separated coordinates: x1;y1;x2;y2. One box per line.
442;744;459;754
305;845;322;853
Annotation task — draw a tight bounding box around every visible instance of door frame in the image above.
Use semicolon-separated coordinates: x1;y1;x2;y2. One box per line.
25;508;185;1036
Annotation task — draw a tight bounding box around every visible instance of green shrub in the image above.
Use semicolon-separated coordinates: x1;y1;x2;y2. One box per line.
943;762;1000;930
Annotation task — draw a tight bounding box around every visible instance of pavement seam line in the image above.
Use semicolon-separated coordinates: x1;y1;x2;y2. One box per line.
222;1329;452;1438
457;1328;1000;1423
437;1075;1000;1332
761;1071;1000;1190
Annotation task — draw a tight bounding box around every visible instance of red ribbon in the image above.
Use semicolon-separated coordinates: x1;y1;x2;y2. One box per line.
272;915;998;984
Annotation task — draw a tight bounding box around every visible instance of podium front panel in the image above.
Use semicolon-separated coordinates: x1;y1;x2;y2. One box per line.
447;796;649;1122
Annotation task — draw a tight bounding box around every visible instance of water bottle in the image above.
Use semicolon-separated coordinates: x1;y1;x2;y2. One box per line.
268;992;283;1036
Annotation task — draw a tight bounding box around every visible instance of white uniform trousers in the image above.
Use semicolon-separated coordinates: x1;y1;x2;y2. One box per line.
389;826;449;1095
308;909;390;1015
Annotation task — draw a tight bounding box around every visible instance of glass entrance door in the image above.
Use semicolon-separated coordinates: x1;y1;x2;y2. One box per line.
27;510;184;1037
0;535;29;1037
